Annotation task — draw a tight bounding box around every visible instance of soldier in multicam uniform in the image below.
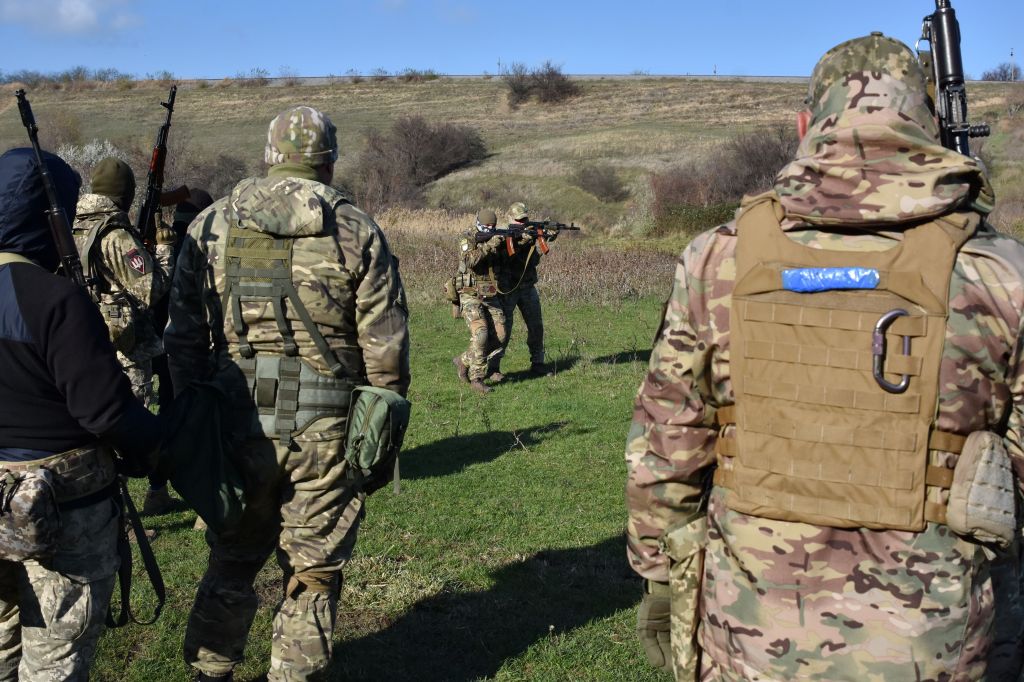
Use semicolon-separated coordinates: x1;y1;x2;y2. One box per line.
626;33;1024;681
490;202;554;380
452;209;508;394
0;149;161;680
165;105;409;681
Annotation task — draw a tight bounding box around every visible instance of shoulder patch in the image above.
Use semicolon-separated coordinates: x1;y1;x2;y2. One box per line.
123;248;148;277
460;238;469;252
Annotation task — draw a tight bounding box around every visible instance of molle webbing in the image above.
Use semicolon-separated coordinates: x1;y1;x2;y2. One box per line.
224;224;352;443
719;192;975;531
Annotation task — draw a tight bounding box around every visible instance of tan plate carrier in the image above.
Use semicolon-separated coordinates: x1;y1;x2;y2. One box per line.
714;193;976;531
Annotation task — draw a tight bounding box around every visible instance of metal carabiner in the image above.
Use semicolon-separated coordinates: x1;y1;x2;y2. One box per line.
872;308;912;394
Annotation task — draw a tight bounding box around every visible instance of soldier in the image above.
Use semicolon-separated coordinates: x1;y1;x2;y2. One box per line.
452;209;508;394
71;158;176;516
626;33;1024;681
490;201;553;380
0;149;160;679
165;105;410;681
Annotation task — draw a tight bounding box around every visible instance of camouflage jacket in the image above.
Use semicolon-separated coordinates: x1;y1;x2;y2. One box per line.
164;171;410;398
458;229;507;296
72;193;174;363
625;214;1024;679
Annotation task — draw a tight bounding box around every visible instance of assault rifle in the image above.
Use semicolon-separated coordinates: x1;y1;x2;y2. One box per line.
14;90;88;288
480;220;580;255
918;0;990;155
137;85;177;248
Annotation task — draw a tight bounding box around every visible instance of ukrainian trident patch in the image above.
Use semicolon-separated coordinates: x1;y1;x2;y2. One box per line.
124;248;148;276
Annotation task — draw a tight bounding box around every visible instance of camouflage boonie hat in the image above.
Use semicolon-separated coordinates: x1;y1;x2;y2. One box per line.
265;106;339;167
476;209;497;226
807;32;929;109
508;202;528;221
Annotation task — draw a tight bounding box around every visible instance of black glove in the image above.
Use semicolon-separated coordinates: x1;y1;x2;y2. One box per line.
637;580;672;672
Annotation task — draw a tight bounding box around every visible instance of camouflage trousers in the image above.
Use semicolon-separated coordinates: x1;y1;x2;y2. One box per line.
460;295;507;381
184;417;364;681
0;498;120;682
498;284;544;367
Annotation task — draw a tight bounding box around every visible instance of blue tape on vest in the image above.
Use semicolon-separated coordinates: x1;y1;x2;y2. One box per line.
781;267;880;293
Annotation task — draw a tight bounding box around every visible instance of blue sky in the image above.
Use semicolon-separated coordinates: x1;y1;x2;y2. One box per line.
1;0;1021;79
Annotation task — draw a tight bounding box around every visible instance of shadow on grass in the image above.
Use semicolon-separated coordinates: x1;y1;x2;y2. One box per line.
329;535;636;681
591;349;651;365
401;421;568;480
498;354;581;384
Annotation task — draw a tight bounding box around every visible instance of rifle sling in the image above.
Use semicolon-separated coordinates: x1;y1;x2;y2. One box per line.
107;478;165;628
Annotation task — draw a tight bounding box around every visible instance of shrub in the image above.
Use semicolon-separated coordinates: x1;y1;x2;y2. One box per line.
573;164;630;203
501;61;579;107
236;68;269;87
278;67;301;87
650;124;798;236
501;63;532;107
56;140;132;192
398;68;441;83
981;62;1022;81
346;69;364;84
531;61;580;104
352;116;487;213
370;68;389;83
146;70;175;86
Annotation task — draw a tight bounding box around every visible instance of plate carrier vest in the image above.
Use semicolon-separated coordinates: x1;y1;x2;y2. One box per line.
219;214;355;445
713;193;977;532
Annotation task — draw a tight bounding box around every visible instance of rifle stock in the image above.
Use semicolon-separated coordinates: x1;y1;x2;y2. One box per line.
138;85;177;246
14;90;87;288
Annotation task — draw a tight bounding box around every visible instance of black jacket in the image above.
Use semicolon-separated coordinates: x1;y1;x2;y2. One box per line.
0;148;159;461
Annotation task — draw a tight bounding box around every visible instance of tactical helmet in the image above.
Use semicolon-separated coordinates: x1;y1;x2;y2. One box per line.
265;106;339;167
476;209;497;227
90;157;136;210
508;202;528;221
807;32;929;110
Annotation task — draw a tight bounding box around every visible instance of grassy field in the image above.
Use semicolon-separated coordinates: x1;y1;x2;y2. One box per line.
96;295;669;681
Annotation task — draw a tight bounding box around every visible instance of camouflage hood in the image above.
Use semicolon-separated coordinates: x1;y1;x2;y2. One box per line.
227;176;328;237
75;193;123;219
774;34;994;226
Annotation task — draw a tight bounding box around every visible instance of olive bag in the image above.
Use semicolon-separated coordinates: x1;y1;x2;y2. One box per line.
345;386;411;494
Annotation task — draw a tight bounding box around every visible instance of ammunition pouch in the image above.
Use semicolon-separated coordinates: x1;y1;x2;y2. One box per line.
101;295;137;355
237;355;356;445
456;272;499;299
0;446;117;561
444;276;460;304
946;431;1018;549
344;386;411;494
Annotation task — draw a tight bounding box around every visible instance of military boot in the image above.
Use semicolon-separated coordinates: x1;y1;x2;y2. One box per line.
470;379;492;394
530;363;554;377
142;485;174;515
194;671;233;682
487;370;505;383
452;356;469;383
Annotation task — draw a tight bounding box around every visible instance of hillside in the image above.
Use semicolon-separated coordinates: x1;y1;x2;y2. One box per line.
3;77;1021;238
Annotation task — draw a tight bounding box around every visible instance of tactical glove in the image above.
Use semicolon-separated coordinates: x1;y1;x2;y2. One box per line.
637;580;672;673
155;225;176;245
475;230;494;244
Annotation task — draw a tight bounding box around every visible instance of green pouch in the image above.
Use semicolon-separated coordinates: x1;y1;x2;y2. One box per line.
345;386;411;494
660;510;708;682
158;381;246;533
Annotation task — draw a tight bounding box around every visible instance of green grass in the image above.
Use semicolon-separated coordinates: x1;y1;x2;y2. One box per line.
93;298;668;681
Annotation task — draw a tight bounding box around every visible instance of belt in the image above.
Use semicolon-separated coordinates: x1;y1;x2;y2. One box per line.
0;445;117;505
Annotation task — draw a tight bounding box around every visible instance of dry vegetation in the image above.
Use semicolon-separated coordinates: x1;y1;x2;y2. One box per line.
2;77;1022;241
